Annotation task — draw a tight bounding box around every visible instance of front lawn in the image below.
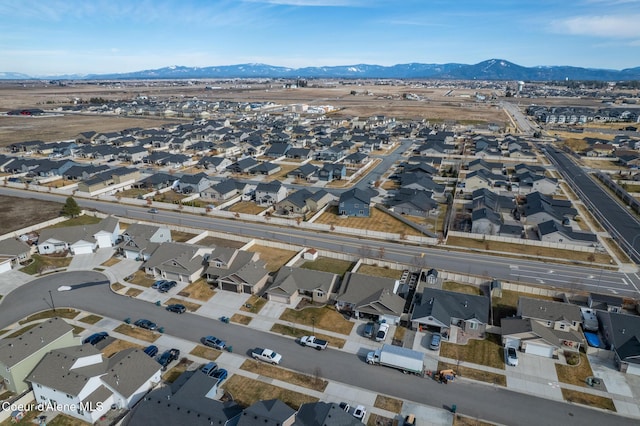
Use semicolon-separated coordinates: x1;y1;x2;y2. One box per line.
439;333;505;370
301;257;355;277
179;279;216;301
20;254;72;275
437;361;506;386
555;352;594;387
222;375;318;410
279;306;354;335
271;323;346;348
240;360;327;392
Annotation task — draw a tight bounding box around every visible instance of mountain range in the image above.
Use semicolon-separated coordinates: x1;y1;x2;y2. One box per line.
3;59;640;81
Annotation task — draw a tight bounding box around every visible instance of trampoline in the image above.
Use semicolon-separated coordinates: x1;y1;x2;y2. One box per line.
584;332;602;348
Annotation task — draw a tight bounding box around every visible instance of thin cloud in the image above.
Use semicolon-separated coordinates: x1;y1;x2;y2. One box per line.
244;0;364;6
551;14;640;38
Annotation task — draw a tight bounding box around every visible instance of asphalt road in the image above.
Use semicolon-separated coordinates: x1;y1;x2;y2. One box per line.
0;271;636;426
546;148;640;264
1;187;639;297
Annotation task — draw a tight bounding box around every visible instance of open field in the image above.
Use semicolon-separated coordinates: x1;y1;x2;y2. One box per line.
0;195;62;235
314;206;424;236
246;245;297;272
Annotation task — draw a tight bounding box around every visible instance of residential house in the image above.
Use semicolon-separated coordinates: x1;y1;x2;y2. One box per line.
501;297;584;358
400;174;446;199
76;168;140;195
126;369;243;426
37;216;120;255
338;188;371;217
387;188;439;217
237;399;296;426
467;159;504;175
287;163;318;181
197;156;232;172
471;208;503;235
0;318;80;393
410;288;490;343
294;402;364;426
266;267;339;305
250;162;281;176
62;164;110;181
264;143;291;158
226;157;259;174
204;247;270;294
200;179;245;202
117;146;148;163
255;180;287;206
118;223;172;261
464;169;509;192
0;238;31;273
135;172;177;191
285;148;312;160
318;163;346;182
176;172;211;194
520;192;577;226
344;152;369;165
336;272;405;324
537;220;598;247
315;146;346;162
588;293;624;313
28;346;162;424
515;172;558;195
143;242;213;283
597;312;640;375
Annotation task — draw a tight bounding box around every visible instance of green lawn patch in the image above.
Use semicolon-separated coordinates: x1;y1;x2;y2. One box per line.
356;264;403;279
46;215;102;228
301;257;355;277
19;309;79;325
19;254;72;275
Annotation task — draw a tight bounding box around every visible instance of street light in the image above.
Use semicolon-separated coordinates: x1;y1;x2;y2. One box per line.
312;317;315;335
48;290;56;312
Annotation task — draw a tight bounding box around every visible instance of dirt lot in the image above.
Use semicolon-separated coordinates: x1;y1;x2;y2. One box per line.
0;195;63;235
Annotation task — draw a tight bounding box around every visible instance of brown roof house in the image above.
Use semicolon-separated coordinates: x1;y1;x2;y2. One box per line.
204;247;270;294
143;242;214;283
336;272;405;324
266;267;339;305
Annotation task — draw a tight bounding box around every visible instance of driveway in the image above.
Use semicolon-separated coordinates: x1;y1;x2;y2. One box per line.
68;248;114;271
505;352;563;399
0;269;35;295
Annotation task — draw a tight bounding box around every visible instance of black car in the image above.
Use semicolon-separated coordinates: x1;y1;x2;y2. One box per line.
157;348;180;369
83;332;108;345
158;281;177;293
151;280;167;289
166;304;186;314
134;319;158;331
143;345;159;357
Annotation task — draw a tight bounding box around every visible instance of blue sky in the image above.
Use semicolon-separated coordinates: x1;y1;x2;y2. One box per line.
1;0;640;76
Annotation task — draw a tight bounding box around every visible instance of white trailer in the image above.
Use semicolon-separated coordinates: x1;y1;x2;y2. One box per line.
366;344;424;375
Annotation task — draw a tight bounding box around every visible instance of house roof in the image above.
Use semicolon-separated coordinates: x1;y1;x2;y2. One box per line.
238;399;296;426
411;288;490;325
518;297;582;323
338;272;404;316
599;312;640;362
0;238;31;257
294;401;363;426
256;180;284;193
0;318;75;368
339;188;371;205
102;348;163;398
537;220;597;243
143;242;211;276
268;267;338;297
38;216;119;249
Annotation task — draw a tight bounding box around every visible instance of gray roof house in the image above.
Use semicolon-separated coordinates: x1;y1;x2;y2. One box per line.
336;272;405;324
266;267;339;305
117;223;172;261
0;238;31;273
176;172;211;194
275;189;333;216
338;188;371;217
204;247;270;295
0;318;80;393
537;220;598;247
125;370;243;426
201;179;246;202
387;188;439;217
287;163;318;181
143;242;214;283
238;399;296;426
255;180;287;206
37;216;120;256
294;401;363;426
411;288;490;343
27;346;161;424
598;312;640;375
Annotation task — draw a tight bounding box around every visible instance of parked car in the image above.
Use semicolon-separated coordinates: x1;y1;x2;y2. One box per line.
158;281;177;293
203;336;226;350
211;368;228;382
134;319;158;331
252;348;282;365
143;345;159;357
403;414;416;425
166;303;186;314
363;322;375;338
352;405;367;421
158;348;180;370
201;361;218;376
339;402;350;412
148;208;159;214
506;346;518;367
83;332;108;345
429;333;441;351
375;322;389;342
152;280;167;289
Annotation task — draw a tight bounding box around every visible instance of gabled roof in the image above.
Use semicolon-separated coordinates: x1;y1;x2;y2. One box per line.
599;312;640;361
268;267;338;297
537;220;597;243
38;216;119;247
338;272;404;316
143;242;210;275
0;318;75;368
256;180;284;193
294;401;363;426
0;238;31;256
518;297;582;323
412;288;490;325
238;399;295;426
339;188;371;205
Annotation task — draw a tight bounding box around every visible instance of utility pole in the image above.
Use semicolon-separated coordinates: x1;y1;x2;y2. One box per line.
49;290;56;312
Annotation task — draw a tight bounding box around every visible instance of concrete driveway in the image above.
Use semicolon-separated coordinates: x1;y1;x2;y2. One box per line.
0;269;35;294
68;248;114;270
505;352;563;399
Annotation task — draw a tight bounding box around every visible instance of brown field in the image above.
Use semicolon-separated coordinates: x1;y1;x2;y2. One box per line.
314;206;423;236
222;374;318;410
102;339;144;358
0;195;62;235
227;201;266;215
246;245;297;272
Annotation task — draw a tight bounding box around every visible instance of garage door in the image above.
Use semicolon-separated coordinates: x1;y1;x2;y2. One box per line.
626;363;640;376
220;282;238;292
72;245;93;255
525;343;554;358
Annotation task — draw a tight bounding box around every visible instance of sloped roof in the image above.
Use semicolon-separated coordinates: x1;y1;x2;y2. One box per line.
268;267;338;297
238;399;295;426
518;297;582;323
412;288;490;325
143;242;210;275
294;401;363;426
0;318;75;368
38;216;119;247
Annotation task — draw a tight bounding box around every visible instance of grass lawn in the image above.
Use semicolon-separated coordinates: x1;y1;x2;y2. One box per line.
279;306;354;335
492;290;556;326
20;254;72;275
271;323;346;348
313;206;424;236
164;297;201;312
111;282;125;292
301;257;355;277
102;339;144;358
179;279;216;301
190;345;223;360
445;236;613;264
240;294;267;314
437;361;506;386
222;375;318;410
561;389;616;411
555;352;594;387
453;414;497;426
0;408;43;426
227;201;266;215
79;314;103;325
439;333;505;370
240;360;328;392
231;313;253;325
162;358;193;383
125;270;156;287
246;245;297;272
72;325;85;335
373;395;403;413
101;257;122;267
19;309;79;325
442;281;483;295
171;230;197;243
356;264;403;279
46;215;102;228
113;324;160;343
125;288;143;297
47;414;91;426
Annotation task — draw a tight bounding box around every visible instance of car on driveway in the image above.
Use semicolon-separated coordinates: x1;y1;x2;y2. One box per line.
83;332;108;345
352;405;367;421
166;304;186;314
429;333;441;350
211;368;228;382
158;348;180;370
203;336;226;350
363;321;375;338
201;361;218;376
375;322;389;342
134;319;158;331
143;345;159;357
506;346;518;366
158;281;177;293
152;280;167;289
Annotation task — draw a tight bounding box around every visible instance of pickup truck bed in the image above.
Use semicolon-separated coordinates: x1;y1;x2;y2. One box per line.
300;335;328;350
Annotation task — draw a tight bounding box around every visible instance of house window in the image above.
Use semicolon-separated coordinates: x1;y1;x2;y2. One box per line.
559;323;566;330
66;394;73;399
546;321;551;327
216;262;221;268
359;210;364;215
354;204;359;208
468;322;478;330
36;383;41;388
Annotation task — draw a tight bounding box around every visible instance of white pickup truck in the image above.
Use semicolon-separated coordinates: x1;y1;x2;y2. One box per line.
300;335;328;350
251;348;282;365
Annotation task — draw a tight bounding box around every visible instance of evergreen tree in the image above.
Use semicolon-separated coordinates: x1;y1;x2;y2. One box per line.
61;197;81;218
